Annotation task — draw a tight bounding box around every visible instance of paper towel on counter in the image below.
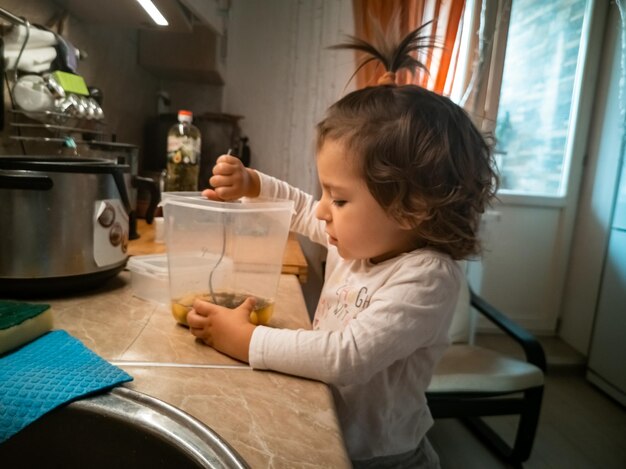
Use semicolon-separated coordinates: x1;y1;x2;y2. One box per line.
0;330;133;443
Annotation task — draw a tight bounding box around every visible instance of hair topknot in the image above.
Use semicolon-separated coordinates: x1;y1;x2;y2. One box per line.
330;20;438;86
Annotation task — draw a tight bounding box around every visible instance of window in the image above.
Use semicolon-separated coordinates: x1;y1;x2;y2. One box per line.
494;0;587;196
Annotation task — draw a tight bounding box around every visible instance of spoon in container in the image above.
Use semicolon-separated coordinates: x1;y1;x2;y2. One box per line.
208;149;233;304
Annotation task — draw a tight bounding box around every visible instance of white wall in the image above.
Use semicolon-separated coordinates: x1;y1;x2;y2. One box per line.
222;0;356;314
223;0;355;194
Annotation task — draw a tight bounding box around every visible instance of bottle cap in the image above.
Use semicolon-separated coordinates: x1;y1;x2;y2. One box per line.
178;110;193;123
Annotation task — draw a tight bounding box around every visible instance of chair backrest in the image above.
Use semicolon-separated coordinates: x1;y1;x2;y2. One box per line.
448;272;472;344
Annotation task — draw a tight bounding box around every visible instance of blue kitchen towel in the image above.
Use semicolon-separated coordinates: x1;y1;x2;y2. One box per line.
0;330;133;443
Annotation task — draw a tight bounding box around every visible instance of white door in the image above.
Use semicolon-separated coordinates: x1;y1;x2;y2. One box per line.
467;0;608;333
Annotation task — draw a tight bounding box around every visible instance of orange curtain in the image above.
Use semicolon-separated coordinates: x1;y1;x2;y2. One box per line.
352;0;465;94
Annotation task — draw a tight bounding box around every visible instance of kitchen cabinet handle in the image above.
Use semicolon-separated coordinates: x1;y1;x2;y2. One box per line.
0;171;53;190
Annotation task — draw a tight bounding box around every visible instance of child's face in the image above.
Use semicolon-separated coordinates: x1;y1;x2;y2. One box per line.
315;139;417;263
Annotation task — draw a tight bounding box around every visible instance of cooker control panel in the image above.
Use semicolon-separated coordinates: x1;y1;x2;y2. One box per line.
93;199;129;266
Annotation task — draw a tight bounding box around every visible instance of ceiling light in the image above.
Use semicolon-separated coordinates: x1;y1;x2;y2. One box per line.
136;0;169;26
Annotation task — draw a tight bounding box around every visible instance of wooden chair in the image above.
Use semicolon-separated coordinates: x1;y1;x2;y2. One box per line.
426;277;546;465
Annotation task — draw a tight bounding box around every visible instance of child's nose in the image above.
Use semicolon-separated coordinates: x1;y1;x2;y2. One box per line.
316;197;331;221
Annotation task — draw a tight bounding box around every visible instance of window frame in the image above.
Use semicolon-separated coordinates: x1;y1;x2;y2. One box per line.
491;0;597;202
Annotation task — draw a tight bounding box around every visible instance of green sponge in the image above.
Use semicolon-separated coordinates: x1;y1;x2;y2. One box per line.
51;70;90;96
0;301;53;356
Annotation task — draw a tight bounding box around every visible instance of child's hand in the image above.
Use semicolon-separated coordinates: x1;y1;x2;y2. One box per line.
187;296;257;362
202;154;260;201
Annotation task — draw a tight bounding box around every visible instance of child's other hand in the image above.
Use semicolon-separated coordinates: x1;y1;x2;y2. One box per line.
201;154;260;201
187;296;257;362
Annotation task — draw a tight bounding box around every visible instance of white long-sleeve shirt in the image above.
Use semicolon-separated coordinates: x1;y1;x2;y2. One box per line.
249;172;461;461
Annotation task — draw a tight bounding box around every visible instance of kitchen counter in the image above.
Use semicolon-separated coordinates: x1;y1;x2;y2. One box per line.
48;271;350;467
129;220;309;283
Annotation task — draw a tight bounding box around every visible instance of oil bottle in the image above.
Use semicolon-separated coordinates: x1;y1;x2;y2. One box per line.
164;110;201;191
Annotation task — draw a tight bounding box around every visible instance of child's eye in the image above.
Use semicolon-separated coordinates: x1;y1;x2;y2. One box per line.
332;200;347;207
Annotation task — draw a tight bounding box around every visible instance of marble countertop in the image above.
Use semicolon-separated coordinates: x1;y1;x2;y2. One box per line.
46;271;350;468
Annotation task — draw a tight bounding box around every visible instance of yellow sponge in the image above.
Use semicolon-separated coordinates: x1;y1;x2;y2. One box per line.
0;301;53;356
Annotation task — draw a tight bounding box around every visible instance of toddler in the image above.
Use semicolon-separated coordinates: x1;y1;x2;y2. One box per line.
187;25;498;468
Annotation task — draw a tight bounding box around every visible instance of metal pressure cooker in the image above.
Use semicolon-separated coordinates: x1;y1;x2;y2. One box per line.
0;156;135;296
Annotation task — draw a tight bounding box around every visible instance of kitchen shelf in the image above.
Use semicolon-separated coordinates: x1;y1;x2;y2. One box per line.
8;136;67;144
8;135;133;146
7;108;137;167
9;109;107;130
7;108;116;150
10;122;108;135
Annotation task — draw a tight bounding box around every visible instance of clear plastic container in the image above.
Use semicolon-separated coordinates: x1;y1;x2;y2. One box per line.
127;254;170;304
162;193;294;326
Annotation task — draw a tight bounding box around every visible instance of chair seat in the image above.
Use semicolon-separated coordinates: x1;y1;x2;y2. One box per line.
428;344;544;393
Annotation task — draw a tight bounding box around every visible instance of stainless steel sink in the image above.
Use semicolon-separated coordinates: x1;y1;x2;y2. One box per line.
0;387;250;469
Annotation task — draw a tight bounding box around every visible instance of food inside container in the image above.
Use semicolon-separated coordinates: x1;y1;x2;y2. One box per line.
171;291;274;326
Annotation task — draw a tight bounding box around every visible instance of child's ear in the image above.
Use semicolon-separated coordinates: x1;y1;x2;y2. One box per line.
397;217;415;231
390;208;419;230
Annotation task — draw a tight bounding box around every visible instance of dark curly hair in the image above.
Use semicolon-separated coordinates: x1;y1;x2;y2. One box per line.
316;26;499;260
